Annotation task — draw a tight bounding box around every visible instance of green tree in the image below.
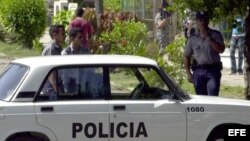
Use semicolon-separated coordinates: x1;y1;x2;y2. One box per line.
104;0;121;11
0;0;46;48
174;0;249;22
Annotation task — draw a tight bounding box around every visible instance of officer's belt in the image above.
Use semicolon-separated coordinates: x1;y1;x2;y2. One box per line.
196;62;222;70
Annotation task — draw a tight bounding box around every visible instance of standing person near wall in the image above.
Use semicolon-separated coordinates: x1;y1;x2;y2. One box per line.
154;7;170;55
184;11;225;96
229;17;245;75
69;7;93;53
184;20;196;40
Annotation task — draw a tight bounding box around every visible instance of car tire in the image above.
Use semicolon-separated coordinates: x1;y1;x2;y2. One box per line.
209;137;224;141
207;129;224;141
10;136;40;141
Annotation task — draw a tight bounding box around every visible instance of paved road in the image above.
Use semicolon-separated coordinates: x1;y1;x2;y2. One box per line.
220;48;245;87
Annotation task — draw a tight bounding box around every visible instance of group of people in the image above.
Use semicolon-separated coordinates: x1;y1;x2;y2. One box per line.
42;7;93;57
41;7;93;100
43;7;245;98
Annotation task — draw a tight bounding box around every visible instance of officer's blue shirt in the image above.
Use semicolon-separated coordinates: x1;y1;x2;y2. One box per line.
184;28;225;65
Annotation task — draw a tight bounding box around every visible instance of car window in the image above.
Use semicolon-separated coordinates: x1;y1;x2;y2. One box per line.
37;67;104;101
110;67;140;99
138;67;169;91
0;64;28;101
160;68;190;100
109;66;173;100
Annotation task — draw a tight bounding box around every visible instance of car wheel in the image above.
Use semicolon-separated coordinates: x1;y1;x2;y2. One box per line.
208;132;224;141
10;136;40;141
212;139;224;141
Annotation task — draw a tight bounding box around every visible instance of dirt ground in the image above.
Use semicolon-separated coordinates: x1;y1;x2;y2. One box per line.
221;69;245;87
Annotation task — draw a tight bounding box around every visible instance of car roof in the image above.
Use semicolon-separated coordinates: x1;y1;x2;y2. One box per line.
12;55;158;68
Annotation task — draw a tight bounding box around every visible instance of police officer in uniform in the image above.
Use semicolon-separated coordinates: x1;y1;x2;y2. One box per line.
184;11;225;96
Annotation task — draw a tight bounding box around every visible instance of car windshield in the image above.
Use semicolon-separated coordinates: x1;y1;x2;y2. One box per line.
0;64;28;101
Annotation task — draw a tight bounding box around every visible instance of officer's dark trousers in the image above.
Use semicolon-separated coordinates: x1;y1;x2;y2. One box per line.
193;68;221;96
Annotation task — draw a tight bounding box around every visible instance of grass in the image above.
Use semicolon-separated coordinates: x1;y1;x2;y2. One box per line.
181;80;245;100
110;71;138;91
0;41;41;59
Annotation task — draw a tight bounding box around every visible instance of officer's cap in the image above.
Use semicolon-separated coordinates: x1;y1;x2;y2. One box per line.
196;11;209;20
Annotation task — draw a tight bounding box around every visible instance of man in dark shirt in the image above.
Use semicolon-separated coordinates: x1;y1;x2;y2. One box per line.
41;25;65;100
62;27;88;55
42;25;66;56
61;28;90;96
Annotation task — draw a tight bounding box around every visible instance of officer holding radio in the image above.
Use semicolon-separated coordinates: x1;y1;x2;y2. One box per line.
184;11;225;96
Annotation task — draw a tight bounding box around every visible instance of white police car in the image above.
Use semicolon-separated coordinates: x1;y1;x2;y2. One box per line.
0;55;250;141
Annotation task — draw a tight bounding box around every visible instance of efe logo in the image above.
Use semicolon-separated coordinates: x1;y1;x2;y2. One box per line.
224;125;250;141
228;129;246;136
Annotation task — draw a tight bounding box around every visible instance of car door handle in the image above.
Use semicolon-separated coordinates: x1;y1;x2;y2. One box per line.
41;107;54;112
113;105;126;111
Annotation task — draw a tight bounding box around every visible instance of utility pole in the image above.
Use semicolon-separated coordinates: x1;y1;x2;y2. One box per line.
95;0;103;27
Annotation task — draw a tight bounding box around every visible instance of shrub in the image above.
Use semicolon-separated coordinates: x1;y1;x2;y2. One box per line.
162;35;186;84
100;20;148;55
135;37;185;85
0;0;47;48
32;38;43;52
104;0;121;11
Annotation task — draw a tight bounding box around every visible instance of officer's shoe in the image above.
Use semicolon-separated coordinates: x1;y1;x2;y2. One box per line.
238;70;243;75
228;72;236;75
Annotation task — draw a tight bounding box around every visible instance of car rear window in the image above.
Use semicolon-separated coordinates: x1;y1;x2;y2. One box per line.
0;64;28;101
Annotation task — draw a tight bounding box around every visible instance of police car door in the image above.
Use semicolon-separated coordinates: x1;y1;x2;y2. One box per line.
34;67;109;141
108;67;186;141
